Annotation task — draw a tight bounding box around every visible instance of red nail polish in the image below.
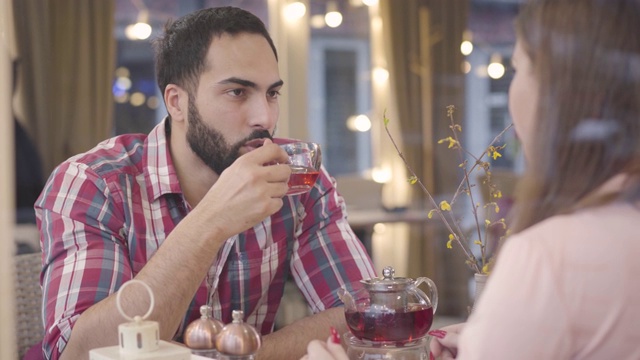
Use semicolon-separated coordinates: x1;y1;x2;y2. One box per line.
428;330;447;339
330;326;341;344
430;352;435;360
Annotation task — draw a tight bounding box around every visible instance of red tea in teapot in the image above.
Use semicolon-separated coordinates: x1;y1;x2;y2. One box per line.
345;303;433;343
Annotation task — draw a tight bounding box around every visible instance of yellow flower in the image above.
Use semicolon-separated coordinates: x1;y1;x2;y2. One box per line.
438;136;459;149
486;146;503;160
484;202;500;213
484;219;491;226
446;234;454;249
408;175;418;185
493;190;503;198
482;263;490;274
440;201;451;211
428;209;437;219
446;105;455;117
474;240;482;246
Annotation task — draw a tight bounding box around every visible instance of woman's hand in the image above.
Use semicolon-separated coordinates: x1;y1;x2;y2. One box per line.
300;327;348;360
428;323;465;360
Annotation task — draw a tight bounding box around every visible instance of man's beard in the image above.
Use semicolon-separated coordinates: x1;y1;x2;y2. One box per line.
186;97;272;175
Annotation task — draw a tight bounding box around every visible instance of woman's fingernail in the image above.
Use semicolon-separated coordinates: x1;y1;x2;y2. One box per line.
428;330;447;339
330;326;341;344
430;352;435;360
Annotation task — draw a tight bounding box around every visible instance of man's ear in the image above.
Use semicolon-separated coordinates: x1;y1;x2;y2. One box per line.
165;84;188;123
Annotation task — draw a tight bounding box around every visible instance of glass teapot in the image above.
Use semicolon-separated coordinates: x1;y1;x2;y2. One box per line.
338;266;438;343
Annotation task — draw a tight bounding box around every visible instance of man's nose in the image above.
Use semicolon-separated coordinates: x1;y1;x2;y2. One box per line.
248;96;277;130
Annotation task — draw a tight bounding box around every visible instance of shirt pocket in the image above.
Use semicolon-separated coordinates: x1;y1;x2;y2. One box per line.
223;238;291;329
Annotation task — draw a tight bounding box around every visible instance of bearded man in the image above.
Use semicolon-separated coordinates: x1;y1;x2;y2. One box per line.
36;7;375;360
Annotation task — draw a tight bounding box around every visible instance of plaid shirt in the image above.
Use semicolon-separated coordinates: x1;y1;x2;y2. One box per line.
36;119;376;360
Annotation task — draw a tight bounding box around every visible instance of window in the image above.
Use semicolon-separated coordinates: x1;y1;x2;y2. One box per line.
465;0;523;172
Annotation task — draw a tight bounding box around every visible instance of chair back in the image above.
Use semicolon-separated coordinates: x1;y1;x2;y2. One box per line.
14;252;44;359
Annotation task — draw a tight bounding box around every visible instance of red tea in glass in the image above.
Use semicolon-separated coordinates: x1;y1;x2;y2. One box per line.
286;166;319;195
344;304;433;343
279;142;322;196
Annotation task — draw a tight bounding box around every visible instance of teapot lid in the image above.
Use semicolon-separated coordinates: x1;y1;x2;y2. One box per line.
360;266;412;291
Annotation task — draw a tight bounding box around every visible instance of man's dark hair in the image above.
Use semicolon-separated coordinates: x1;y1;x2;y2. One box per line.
153;6;278;96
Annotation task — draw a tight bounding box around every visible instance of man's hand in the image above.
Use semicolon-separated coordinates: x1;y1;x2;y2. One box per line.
198;138;291;239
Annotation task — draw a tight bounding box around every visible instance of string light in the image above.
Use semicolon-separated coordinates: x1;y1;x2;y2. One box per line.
310;14;326;28
372;67;389;84
346;114;372;132
325;1;343;28
125;0;152;40
371;166;392;184
487;53;505;79
283;1;306;20
125;16;151;40
462;61;471;74
130;92;146;107
460;30;473;56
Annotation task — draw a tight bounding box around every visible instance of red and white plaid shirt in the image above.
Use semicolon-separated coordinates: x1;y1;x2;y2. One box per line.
36;119;376;359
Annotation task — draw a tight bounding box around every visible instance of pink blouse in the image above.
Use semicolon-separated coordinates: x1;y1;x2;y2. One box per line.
459;199;640;359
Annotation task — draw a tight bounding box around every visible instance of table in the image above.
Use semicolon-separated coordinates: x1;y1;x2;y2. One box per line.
346;208;430;255
347;208;430;228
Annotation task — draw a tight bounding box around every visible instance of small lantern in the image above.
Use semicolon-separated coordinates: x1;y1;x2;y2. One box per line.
89;280;191;360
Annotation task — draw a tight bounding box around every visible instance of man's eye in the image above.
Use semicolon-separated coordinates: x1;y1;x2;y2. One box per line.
229;89;245;97
268;90;281;99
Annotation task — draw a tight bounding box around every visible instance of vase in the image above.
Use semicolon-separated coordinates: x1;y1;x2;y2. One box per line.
472;273;489;312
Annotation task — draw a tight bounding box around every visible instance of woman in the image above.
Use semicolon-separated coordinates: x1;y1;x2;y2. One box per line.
304;0;640;358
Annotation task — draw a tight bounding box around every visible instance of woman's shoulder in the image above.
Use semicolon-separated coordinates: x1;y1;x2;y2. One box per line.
513;201;638;243
502;201;640;272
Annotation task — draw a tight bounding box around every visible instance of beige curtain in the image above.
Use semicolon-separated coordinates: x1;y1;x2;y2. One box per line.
13;0;115;175
377;0;469;316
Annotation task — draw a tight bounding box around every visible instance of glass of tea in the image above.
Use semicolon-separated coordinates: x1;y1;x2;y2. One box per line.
279;141;322;195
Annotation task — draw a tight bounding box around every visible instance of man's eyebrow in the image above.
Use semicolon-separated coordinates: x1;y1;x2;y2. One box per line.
219;77;257;88
269;80;284;90
218;77;284;90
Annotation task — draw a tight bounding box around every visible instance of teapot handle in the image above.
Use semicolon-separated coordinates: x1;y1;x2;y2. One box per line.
414;277;438;314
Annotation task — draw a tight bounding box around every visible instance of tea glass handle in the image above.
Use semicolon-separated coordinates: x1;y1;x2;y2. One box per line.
415;277;438;314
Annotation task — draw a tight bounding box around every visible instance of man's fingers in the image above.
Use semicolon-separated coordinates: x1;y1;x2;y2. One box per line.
243;140;290;165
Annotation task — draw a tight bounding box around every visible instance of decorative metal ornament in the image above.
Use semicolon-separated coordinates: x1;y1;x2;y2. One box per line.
184;305;224;350
215;310;261;358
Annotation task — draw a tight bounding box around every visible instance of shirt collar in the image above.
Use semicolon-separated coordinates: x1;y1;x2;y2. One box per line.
144;117;183;201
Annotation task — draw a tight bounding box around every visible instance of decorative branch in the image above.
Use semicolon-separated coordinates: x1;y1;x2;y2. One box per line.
383;106;513;274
